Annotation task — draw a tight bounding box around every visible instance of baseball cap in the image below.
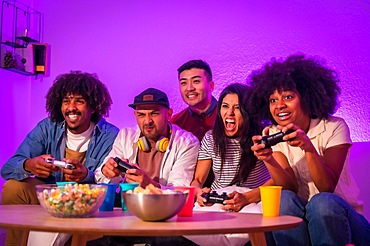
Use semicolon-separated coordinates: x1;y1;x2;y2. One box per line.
128;88;169;109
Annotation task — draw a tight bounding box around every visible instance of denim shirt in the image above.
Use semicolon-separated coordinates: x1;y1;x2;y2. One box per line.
1;117;119;184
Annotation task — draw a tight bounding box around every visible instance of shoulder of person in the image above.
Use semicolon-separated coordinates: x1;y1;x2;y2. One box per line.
324;115;347;126
118;126;140;137
199;129;213;142
171;124;199;144
323;116;350;135
96;119;119;134
204;129;213;137
36;117;62;129
170;107;188;122
310;116;349;134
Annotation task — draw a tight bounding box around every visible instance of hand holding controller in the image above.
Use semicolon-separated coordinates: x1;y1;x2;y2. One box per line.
258;129;294;148
201;190;230;205
113;157;139;172
45;158;75;170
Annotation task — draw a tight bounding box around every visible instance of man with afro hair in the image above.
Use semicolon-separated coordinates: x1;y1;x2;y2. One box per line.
1;71;119;245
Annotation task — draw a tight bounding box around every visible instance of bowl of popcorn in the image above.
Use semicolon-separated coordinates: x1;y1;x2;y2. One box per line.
123;184;188;222
36;183;107;218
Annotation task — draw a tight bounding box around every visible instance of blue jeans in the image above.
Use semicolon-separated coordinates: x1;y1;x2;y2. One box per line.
272;190;370;246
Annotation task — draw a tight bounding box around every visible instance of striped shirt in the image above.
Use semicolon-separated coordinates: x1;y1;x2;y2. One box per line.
198;130;270;190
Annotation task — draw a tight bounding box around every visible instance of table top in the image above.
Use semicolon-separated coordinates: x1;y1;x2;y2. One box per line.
0;205;302;237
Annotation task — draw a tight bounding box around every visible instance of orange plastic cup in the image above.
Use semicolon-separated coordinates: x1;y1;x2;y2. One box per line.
174;186;196;217
259;186;282;217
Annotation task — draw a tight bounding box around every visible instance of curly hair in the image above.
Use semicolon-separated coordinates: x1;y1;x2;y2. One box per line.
248;54;341;124
212;83;262;186
177;59;213;82
45;71;112;124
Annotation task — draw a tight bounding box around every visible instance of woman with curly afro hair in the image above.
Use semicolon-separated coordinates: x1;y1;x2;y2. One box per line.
249;54;370;245
1;71;119;246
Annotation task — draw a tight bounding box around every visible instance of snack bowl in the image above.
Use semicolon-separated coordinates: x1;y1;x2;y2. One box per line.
123;191;188;221
36;183;107;218
56;181;76;187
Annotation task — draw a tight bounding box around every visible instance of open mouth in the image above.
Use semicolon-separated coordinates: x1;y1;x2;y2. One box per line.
225;119;236;131
67;114;78;120
276;112;291;121
66;112;81;122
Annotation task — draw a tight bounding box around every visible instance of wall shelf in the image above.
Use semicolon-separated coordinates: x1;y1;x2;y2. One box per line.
2;40;26;48
3;66;34;75
0;0;43;76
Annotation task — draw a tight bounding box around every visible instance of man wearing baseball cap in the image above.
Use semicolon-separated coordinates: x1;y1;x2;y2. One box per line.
129;87;170;109
95;87;199;190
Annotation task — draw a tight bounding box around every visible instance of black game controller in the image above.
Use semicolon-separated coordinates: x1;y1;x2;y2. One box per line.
113;157;139;172
201;190;230;204
45;157;75;170
258;129;294;148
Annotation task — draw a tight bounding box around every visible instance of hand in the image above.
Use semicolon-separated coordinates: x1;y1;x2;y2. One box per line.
61;159;88;182
251;127;274;161
221;191;247;212
24;155;59;178
222;190;257;212
196;187;211;206
125;168;159;188
102;157;125;178
280;124;313;152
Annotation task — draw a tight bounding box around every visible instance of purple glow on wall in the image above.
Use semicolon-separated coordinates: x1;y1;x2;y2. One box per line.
1;1;369;208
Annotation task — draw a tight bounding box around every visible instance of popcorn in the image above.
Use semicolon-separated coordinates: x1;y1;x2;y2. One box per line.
131;184;162;194
129;184;173;194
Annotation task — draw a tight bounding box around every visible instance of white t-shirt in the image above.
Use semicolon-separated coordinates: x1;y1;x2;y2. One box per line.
271;116;364;214
66;122;95;152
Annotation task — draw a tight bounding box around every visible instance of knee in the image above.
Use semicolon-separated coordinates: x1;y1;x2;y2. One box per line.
306;192;347;218
2;179;39;205
2;179;25;200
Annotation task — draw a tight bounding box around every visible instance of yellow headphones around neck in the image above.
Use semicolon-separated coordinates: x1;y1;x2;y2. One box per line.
137;136;169;153
137;123;172;153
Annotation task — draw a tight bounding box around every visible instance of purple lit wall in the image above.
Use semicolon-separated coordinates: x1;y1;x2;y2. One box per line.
1;0;369;217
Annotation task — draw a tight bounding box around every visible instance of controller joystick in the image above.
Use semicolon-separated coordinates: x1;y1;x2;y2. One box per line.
113;157;139;172
258;129;294;148
202;190;230;204
45;157;75;170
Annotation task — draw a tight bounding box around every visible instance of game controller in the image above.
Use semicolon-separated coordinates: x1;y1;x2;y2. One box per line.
45;158;75;169
258;129;294;148
201;190;230;204
113;157;139;172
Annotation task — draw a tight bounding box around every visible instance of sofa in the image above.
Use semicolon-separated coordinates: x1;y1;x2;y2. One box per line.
0;142;369;246
348;141;370;221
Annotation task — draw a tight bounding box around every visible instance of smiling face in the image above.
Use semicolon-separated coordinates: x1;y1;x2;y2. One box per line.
220;93;244;138
179;68;214;114
269;90;310;131
134;104;173;141
61;94;94;134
